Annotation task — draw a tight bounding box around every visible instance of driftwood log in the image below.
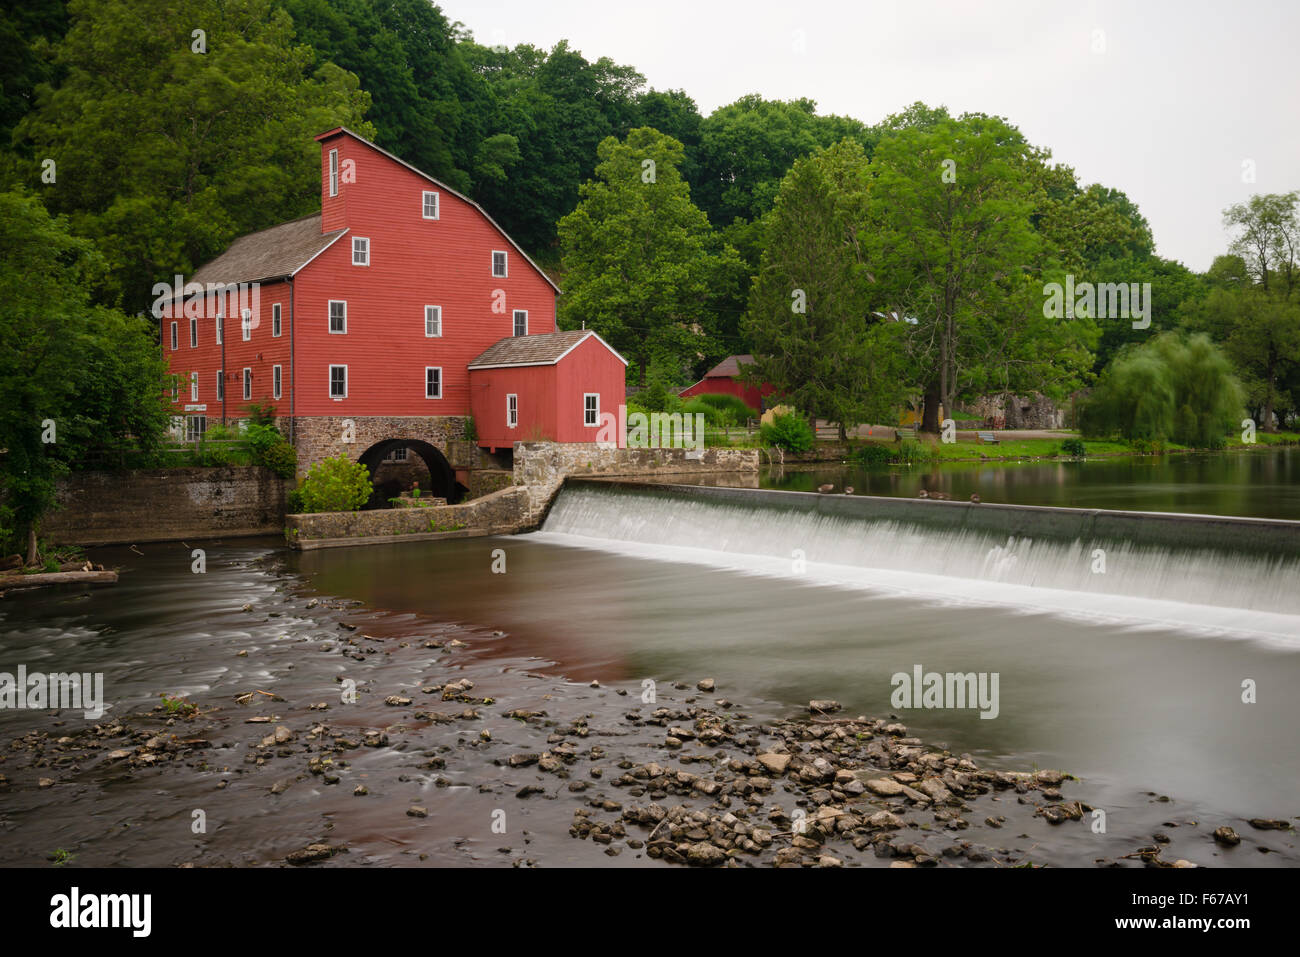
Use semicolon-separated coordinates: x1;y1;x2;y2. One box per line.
0;570;119;591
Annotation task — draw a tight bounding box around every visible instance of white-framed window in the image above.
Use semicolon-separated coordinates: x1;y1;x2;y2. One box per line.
242;368;252;400
383;447;408;462
241;308;252;341
507;393;518;428
425;366;442;399
329;300;346;334
492;250;508;277
273;364;282;399
189;317;198;348
272;302;281;337
425;305;442;337
190;372;199;401
170;321;178;350
584;393;599;427
216;371;224;401
329;148;339;196
352;237;369;266
513;309;527;337
185;415;206;442
170;376;179;402
329;364;347;399
422;190;439;220
215;314;223;345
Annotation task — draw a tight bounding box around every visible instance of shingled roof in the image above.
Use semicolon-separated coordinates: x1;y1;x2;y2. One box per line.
702;354;756;378
468;330;626;369
174;214;347;294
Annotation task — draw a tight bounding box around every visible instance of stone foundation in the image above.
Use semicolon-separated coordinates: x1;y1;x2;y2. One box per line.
290;415;472;478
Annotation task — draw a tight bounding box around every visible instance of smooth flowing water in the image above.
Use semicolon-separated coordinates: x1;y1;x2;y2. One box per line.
2;451;1297;866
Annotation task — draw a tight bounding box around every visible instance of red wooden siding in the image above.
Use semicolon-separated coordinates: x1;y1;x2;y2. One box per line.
470;336;626;449
161;282;292;420
679;375;772;412
293;130;559;417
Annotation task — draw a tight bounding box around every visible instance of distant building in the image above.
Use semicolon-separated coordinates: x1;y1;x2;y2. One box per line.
679;354;774;411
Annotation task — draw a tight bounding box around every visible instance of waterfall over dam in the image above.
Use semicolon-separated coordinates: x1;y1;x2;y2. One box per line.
537;479;1300;642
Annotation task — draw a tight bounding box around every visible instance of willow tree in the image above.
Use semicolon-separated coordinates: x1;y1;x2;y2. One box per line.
743;138;904;437
1080;333;1243;447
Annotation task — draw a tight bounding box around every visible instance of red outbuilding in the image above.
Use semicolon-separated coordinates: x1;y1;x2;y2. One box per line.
679;354;775;412
468;330;627;451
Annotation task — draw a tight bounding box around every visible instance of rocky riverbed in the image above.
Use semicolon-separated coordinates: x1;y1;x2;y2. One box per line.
0;545;1294;868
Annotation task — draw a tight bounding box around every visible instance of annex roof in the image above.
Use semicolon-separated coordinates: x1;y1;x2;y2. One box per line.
468;330;627;370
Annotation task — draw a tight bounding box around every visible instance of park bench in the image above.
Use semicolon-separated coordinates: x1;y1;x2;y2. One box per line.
977;431;1000;445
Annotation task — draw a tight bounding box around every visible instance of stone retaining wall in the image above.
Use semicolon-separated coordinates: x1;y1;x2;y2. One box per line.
286;487;528;549
43;467;288;546
512;442;761;524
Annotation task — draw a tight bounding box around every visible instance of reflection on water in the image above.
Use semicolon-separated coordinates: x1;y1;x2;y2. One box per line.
755;446;1300;520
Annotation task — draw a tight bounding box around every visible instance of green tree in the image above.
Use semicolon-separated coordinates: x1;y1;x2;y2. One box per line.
1081;334;1243;447
11;0;373;311
461;38;647;256
558;127;742;386
744;139;905;437
863;114;1093;432
0;191;171;561
282;0;485;192
1223;191;1299;297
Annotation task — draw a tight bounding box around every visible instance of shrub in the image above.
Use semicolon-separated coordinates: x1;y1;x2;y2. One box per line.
463;415;477;443
245;399;277;427
850;443;894;468
681;398;727;426
893;439;933;466
259;440;298;479
760;412;815;453
692;392;758;425
1059;438;1086;458
297;456;372;513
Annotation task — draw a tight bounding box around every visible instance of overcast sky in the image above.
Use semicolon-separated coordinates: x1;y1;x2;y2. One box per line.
439;0;1298;272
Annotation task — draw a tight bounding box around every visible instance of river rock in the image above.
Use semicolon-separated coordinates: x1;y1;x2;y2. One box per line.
286;843;338;865
697;678;715;692
866;777;905;796
1213;826;1241;846
686;842;725;866
808;699;842;713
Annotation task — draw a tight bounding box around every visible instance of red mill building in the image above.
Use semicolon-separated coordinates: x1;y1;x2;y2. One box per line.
158;128;625;502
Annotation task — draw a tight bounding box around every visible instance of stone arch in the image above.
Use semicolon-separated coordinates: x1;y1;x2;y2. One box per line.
357;439;461;506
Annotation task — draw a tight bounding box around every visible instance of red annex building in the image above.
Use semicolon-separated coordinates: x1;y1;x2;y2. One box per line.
678;354;774;412
158;127;626;501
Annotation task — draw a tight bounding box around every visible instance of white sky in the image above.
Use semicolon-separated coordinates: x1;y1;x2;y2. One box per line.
439;0;1299;272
